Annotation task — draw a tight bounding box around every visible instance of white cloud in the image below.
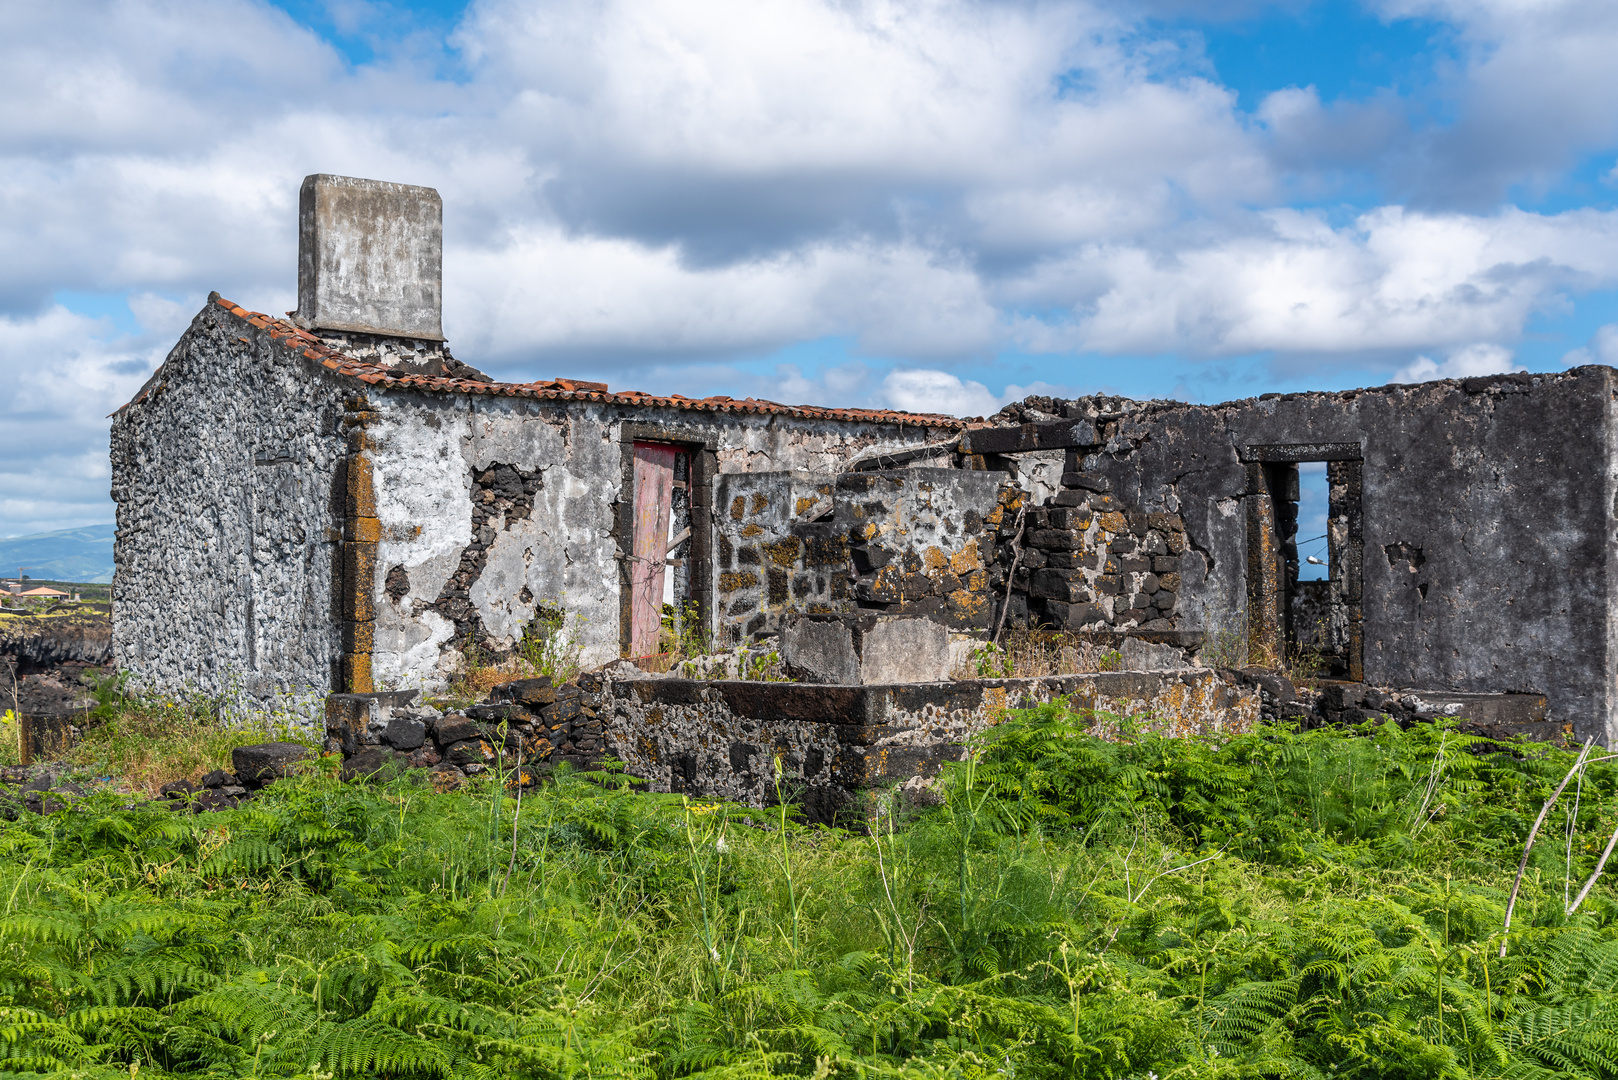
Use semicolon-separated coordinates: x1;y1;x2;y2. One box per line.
1006;205;1618;358
877;370;1004;418
1561;324;1618;368
1391;342;1523;384
4;0;1618;531
873;370;1078;418
0;306;163;533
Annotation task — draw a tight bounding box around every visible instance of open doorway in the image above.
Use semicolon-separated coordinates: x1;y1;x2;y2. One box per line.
627;441;696;659
1243;446;1363;681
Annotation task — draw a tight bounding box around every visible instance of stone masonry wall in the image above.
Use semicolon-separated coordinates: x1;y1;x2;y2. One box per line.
600;670;1259;821
367;393;956;690
712;468;1018;643
1008;481;1189;633
986;371;1618;742
111;301;349;703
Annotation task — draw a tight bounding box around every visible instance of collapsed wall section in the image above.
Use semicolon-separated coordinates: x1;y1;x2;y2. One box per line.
987;370;1618;742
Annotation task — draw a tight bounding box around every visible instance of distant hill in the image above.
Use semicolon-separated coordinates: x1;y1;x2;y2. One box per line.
0;524;115;584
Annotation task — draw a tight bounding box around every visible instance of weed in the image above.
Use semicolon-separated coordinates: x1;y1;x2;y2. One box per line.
520;603;584;685
1199;627;1246;668
60;672;315;794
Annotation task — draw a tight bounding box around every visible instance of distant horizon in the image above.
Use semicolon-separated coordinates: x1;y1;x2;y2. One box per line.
1;522;115;542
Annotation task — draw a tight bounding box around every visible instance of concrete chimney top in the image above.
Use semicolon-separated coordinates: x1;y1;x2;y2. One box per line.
296;174;443;341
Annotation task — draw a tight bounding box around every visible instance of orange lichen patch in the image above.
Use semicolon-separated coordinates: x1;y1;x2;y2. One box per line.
114;296;970;428
922;546;948;572
1099;511;1129;533
750;493;769;514
794;496;818;516
983;685;1009;722
949;540;980;574
741;523;764;537
730;496;746;521
718;571;759;592
763;537;802;566
948;589;988;619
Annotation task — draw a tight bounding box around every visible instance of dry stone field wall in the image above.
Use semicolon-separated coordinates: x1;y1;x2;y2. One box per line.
317;667;1260;819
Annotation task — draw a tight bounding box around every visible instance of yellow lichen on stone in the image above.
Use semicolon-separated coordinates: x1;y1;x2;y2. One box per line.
1099;511;1129;533
718;571;759;592
730;496;746;521
950;540;980;574
984;686;1008;723
923;546;947;572
795;496;817;516
750;493;769;515
949;589;987;617
741;523;764;538
763;537;802;566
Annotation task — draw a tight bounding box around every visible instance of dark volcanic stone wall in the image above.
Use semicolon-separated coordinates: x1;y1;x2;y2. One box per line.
713;468;1016;642
1007;370;1618;741
111;303;349;701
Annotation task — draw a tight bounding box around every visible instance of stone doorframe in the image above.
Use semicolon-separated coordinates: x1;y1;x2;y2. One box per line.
1240;442;1364;682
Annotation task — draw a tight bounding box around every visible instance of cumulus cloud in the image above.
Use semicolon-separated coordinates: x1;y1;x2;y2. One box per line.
1561;324;1618;368
4;0;1618;532
1371;0;1618;205
0;306;164;535
1391;342;1523;384
874;370;1079;418
1007;204;1618;359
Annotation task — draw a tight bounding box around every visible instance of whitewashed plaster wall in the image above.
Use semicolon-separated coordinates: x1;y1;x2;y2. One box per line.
366;391;954;692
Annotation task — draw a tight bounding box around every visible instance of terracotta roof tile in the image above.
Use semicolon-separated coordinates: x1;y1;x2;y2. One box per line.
113;296;967;428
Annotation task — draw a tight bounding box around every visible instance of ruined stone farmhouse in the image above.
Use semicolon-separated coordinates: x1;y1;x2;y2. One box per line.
111;174;1618;765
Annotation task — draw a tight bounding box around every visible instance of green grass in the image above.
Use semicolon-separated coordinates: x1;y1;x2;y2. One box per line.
38;675;320;793
1;708;1617;1076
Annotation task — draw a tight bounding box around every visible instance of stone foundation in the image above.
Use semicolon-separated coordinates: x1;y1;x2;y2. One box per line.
598;668;1259;821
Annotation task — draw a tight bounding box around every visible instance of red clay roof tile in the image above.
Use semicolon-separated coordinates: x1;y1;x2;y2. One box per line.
112;296;967;428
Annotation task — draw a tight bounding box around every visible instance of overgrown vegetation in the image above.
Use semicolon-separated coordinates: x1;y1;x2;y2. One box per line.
961;631;1124;679
55;675;314;793
4;707;1618;1077
444;605;586;706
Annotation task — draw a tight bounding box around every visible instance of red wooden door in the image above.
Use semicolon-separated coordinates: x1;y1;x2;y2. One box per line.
630;442;677;657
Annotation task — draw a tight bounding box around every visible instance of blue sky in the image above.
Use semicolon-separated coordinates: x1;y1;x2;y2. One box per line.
3;0;1618;535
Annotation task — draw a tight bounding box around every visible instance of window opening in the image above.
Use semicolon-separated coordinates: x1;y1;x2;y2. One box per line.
1244;447;1362;682
1297;462;1329;581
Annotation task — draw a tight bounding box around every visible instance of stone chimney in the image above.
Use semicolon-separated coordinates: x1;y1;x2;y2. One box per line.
295;174;443;341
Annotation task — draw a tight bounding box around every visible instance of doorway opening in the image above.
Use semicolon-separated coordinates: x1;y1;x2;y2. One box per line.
628;441;697;659
1242;445;1362;681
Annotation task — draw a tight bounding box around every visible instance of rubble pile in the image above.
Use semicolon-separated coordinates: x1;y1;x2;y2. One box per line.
324;675;611;788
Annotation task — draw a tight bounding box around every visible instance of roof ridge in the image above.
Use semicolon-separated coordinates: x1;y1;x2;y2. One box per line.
115;296;969;428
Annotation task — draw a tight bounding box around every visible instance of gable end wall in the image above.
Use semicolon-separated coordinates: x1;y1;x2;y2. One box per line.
110;305;348;707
